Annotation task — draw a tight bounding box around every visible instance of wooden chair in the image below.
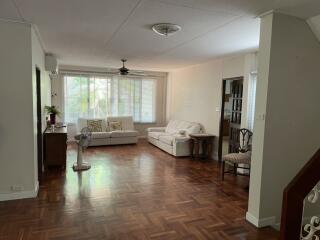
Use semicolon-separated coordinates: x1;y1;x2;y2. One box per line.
221;128;253;180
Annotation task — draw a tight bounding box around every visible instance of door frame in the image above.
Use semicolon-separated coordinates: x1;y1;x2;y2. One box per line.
36;67;43;180
218;76;244;161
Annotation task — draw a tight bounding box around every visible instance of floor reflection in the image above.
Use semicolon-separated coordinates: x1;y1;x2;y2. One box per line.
0;140;279;240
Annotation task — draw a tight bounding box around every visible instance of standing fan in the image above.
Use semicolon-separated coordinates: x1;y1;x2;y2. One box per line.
73;127;92;171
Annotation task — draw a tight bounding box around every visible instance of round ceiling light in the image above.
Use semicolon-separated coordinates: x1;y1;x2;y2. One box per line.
152;23;181;36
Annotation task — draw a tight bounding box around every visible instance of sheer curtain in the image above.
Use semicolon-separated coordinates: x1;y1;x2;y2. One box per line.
247;72;257;130
63;74;156;123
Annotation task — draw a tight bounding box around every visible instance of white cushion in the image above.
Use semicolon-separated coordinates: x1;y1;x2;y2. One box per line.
107;116;134;130
91;132;111;139
186;124;201;135
148;131;167;140
165;120;180;134
165;119;201;135
159;135;174;146
177;121;190;130
110;130;138;138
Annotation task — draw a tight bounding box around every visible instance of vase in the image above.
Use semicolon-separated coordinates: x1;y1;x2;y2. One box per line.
50;113;56;125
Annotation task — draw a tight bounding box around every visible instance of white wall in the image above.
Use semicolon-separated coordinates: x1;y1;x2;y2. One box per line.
0;20;50;201
31;27;52;185
247;12;320;228
167;53;257;159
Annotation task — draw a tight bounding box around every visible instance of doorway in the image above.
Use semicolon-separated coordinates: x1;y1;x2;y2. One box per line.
36;67;43;180
218;77;244;161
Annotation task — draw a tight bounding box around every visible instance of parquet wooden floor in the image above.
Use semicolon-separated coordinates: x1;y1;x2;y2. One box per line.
0;139;279;240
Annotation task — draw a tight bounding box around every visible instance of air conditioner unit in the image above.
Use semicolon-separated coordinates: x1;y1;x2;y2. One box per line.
45;54;58;74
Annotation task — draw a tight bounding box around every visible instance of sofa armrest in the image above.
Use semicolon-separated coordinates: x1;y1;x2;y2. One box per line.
147;127;166;132
174;136;190;143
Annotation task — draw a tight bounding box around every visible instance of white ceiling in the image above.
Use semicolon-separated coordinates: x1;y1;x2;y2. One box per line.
308;14;320;42
0;0;320;71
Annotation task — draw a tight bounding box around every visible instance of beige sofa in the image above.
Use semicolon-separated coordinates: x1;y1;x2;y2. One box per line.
147;120;202;157
78;116;138;146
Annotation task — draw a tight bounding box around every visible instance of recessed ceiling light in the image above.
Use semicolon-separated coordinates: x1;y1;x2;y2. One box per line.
152;23;181;36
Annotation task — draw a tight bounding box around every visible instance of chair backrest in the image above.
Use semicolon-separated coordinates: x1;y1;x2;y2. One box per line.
239;128;253;153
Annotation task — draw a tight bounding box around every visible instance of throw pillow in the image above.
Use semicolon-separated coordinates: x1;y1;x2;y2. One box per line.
109;121;122;131
178;129;187;136
87;119;103;132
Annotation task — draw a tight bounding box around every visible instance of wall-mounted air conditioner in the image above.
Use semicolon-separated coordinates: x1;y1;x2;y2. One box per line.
45;54;58;74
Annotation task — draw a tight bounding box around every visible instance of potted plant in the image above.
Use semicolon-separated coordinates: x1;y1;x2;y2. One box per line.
45;105;61;125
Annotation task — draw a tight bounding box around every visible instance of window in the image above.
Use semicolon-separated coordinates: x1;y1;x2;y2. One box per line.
64;74;156;123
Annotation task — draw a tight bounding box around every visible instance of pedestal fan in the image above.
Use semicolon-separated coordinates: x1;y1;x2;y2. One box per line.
73;127;92;171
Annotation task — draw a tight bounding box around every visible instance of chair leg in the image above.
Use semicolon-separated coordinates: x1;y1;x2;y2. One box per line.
221;161;225;181
234;163;237;176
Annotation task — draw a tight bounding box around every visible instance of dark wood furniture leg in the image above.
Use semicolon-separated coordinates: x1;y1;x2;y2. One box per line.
207;140;213;159
189;139;194;158
194;139;200;159
222;161;225;180
201;139;207;159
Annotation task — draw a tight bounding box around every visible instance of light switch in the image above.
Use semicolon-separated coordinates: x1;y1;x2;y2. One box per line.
215;107;220;112
256;113;265;120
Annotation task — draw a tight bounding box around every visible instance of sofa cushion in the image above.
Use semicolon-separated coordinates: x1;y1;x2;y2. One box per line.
108;121;122;131
78;118;107;132
91;132;111;139
159;135;174;146
148;131;167;140
165;119;202;135
186;124;201;135
165;120;180;134
110;130;138;138
107;116;134;130
87;119;103;132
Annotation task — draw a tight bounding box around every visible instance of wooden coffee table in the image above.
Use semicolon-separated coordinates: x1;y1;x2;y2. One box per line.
189;134;215;159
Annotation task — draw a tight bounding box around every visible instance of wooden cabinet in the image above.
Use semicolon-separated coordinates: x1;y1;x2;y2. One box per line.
43;127;67;169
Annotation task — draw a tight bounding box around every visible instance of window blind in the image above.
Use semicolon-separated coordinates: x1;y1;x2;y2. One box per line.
63;74;156;123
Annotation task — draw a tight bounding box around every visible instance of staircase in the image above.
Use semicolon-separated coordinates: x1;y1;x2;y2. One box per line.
280;149;320;240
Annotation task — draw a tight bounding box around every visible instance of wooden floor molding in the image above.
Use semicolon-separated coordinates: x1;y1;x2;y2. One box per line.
0;139;279;239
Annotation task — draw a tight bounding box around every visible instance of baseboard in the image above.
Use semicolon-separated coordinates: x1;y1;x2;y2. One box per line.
212;151;219;160
0;181;39;201
246;212;276;228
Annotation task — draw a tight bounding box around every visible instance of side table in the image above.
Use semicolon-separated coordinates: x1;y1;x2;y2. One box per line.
189;134;215;159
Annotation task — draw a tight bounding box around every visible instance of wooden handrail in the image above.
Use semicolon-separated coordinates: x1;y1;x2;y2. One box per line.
280;148;320;240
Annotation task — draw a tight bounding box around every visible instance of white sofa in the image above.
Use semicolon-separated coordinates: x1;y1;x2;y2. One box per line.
78;116;138;146
147;120;202;157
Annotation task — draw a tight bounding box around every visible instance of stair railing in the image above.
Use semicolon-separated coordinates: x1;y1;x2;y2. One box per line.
280;149;320;240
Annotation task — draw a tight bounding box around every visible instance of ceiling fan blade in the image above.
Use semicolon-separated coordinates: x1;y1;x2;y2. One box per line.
128;72;146;76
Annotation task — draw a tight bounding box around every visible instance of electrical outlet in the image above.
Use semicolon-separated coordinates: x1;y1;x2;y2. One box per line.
11;185;23;191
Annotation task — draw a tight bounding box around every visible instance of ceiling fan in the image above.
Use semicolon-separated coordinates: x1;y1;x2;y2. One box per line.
63;59;161;78
119;59;129;75
108;59;146;76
